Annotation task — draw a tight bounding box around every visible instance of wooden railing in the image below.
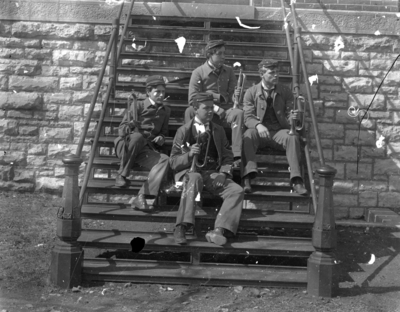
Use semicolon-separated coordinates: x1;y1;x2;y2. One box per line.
281;0;338;298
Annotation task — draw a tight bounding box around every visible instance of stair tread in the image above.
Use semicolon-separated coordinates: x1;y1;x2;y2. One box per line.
85;179;310;202
81;203;314;227
82;258;307;287
103;116;183;125
78;229;314;255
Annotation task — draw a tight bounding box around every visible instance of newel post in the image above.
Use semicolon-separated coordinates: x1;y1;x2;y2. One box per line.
50;154;84;288
307;165;338;297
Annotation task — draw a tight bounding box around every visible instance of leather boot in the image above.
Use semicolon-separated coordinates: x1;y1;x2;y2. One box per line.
130;194;152;211
292;178;308;196
115;174;128;187
174;224;187;245
205;227;228;246
242;175;252;193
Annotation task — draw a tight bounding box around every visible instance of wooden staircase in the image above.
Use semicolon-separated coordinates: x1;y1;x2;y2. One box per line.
78;12;317;287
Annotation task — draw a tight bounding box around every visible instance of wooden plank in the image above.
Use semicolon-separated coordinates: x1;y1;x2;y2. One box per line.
78;229;314;257
81;203;314;228
82;258;307;288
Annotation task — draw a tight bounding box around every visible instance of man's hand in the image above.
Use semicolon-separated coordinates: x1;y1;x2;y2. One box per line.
217;108;226;119
128;120;141;129
256;124;270;139
189;143;201;157
152;136;165;146
234;87;242;99
289;109;301;121
212;173;226;188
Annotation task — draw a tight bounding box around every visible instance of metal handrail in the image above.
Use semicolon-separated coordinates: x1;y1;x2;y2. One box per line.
117;0;136;61
289;1;325;167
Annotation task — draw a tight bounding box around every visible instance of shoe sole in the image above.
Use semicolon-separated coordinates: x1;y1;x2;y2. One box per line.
205;232;227;246
174;238;187;245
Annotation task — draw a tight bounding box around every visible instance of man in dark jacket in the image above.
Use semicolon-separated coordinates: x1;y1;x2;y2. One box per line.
170;93;244;246
185;40;244;165
241;59;308;195
114;75;171;210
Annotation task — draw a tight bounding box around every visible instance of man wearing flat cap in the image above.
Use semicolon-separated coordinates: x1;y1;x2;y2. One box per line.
185;39;244;167
114;75;171;210
170;92;244;246
241;59;308;195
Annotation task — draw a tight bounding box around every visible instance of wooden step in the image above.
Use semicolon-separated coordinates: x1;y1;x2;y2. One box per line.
82;258;307;288
85;179;311;203
102;116;183;129
78;229;313;257
116;82;189;94
81;203;314;228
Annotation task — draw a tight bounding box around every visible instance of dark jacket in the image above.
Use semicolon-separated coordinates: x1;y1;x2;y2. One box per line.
170;119;234;182
188;61;237;107
114;97;171;146
243;82;293;130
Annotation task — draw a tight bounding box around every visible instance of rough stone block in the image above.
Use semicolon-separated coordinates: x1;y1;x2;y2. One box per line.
53;50;96;66
12;22;92;39
7;110;33;119
84;103;102;119
0;91;42;110
94;25;112;37
333;180;358;194
58;105;83;120
349;94;385;111
319;123;344;139
70;67;102;75
72;41;107;51
27;155;47;167
0;75;7;90
319;85;342;93
317;75;341;85
0;48;24;59
19;126;38;136
377;126;400;142
334;207;349;219
379;192;400;208
43;92;72;105
389;175;400;191
343;77;372;93
28;144;46;155
42;40;73;49
360;146;385;159
334;193;358;207
73;121;96;138
359;181;388;192
0;151;26;166
33;111;58;120
344;130;375;146
374;158;400;175
312;51;340;60
0;181;34;192
322;60;357;76
73;91;95;103
41;66;70;77
13;170;35;183
60;77;83;90
0;37;41;48
9;76;58;92
359;191;378;207
306;63;323;74
47;143;78;158
39;127;72;142
25;48;52;60
0;165;14;181
0;119;18;136
35;177;64;194
0;21;12;36
325;162;344;179
341;52;369;61
346;163;372;179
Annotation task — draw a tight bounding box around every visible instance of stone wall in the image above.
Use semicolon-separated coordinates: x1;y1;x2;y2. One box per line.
291;0;399;12
0;2;400;218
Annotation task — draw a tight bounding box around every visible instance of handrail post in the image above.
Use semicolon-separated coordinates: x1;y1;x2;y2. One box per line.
307;165;338;297
110;18;119;99
117;0;136;59
50;154;84;288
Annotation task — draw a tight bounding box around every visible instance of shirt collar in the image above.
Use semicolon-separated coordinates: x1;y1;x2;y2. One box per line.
261;80;275;92
145;97;164;109
203;61;225;76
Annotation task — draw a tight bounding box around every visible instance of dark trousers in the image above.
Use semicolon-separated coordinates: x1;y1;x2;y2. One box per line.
115;132;169;196
184;106;244;158
175;171;244;234
241;128;302;180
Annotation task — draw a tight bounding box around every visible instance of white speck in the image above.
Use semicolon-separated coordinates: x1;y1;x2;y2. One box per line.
255;261;258;264
101;288;108;295
105;0;123;6
175;36;186;54
195;192;201;202
308;74;318;86
367;254;376;265
23;70;28;73
233;62;241;67
152;16;156;20
13;90;17;93
232;123;238;128
358;16;360;19
382;15;385;18
311;24;316;30
396;13;400;18
167;287;173;291
246;251;249;255
15;2;19;7
35;243;44;247
236;17;260;29
374;30;381;36
131;43;137;50
376;135;385;148
334;36;344;53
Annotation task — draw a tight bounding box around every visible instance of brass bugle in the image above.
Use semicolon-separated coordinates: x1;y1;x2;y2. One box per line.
233;68;246;109
289;95;306;135
188;130;211;173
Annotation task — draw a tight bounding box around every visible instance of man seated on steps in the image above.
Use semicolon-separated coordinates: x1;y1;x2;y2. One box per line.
241;59;308;196
185;39;244;167
170;93;244;246
114;75;171;211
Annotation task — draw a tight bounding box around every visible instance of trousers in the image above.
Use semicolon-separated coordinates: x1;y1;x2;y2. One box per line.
184;106;244;158
175;171;244;234
241;128;302;180
115;132;169;196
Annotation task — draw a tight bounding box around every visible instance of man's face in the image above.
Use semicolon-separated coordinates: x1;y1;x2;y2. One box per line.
147;85;166;104
209;46;225;68
195;102;214;124
261;67;279;86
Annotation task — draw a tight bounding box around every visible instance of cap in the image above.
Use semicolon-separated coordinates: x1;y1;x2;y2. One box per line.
258;59;279;70
192;93;214;105
205;39;225;51
145;75;166;87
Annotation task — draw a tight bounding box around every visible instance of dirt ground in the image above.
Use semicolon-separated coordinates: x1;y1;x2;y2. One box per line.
1;191;400;312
